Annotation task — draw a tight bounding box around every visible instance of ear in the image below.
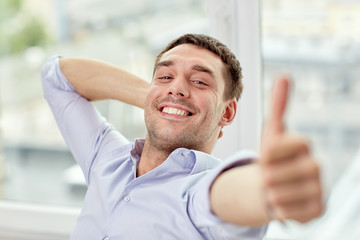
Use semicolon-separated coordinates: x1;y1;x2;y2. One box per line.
218;128;224;139
219;99;237;127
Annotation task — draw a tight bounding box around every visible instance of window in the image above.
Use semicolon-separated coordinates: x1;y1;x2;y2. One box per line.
0;0;227;238
262;0;360;239
262;0;360;195
0;0;210;207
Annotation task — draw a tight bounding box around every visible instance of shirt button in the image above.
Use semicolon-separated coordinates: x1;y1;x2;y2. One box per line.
123;196;130;202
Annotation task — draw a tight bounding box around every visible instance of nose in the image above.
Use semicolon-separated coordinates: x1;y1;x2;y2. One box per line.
167;78;189;98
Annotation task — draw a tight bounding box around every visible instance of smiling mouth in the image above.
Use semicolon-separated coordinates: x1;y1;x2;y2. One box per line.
161;107;193;116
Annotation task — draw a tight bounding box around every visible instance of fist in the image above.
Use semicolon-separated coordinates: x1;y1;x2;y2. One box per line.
260;77;323;223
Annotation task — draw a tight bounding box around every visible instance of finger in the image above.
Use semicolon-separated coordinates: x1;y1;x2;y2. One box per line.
267;177;322;206
263;134;310;164
273;198;323;223
263;155;319;186
268;76;291;134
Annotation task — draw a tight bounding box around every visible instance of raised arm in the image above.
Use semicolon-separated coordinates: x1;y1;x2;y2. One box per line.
59;57;150;108
210;77;323;226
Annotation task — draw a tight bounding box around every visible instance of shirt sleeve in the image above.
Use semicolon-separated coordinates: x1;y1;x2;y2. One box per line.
189;151;268;240
41;56;129;184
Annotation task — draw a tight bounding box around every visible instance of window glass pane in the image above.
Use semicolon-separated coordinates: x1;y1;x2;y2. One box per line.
262;0;360;192
0;0;209;207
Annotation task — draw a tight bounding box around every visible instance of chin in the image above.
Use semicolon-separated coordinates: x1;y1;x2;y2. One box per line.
149;131;197;150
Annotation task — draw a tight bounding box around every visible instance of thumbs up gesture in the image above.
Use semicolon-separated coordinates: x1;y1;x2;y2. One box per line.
260;77;323;223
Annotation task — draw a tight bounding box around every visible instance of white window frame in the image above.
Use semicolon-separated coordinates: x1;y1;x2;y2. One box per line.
209;0;262;158
0;201;79;240
0;0;261;238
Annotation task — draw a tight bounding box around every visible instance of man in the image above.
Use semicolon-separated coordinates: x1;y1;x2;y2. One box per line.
41;34;322;239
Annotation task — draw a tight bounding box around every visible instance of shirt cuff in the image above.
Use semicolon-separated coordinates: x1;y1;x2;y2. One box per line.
41;55;77;94
190;150;268;239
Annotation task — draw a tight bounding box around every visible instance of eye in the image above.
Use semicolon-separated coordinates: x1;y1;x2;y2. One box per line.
158;76;173;80
193;80;208;86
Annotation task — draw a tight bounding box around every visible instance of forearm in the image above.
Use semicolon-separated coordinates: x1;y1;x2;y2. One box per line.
210;163;270;226
210;77;323;227
59;57;150;108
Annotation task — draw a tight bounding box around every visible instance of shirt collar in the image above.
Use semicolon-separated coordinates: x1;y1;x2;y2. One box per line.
130;138;145;168
190;150;221;174
129;139;221;175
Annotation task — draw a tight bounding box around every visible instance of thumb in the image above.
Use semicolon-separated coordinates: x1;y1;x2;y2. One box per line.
268;76;291;135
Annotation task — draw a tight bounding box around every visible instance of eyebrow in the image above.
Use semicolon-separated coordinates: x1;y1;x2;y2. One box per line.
155;60;215;78
192;64;215;78
155;60;174;69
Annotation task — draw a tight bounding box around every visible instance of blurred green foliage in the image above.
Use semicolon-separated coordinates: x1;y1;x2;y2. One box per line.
0;0;22;21
0;0;49;56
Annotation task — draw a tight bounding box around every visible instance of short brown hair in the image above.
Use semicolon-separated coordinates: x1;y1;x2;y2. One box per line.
153;33;243;101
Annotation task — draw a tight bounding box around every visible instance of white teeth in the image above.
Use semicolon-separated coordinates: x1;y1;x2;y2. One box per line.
162;107;187;116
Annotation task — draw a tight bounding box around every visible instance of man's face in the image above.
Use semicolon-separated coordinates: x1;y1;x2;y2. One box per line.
144;44;236;153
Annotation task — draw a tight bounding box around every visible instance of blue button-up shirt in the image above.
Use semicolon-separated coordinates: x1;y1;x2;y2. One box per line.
41;56;267;239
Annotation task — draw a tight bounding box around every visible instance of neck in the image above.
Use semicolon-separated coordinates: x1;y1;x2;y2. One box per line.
137;139;173;177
